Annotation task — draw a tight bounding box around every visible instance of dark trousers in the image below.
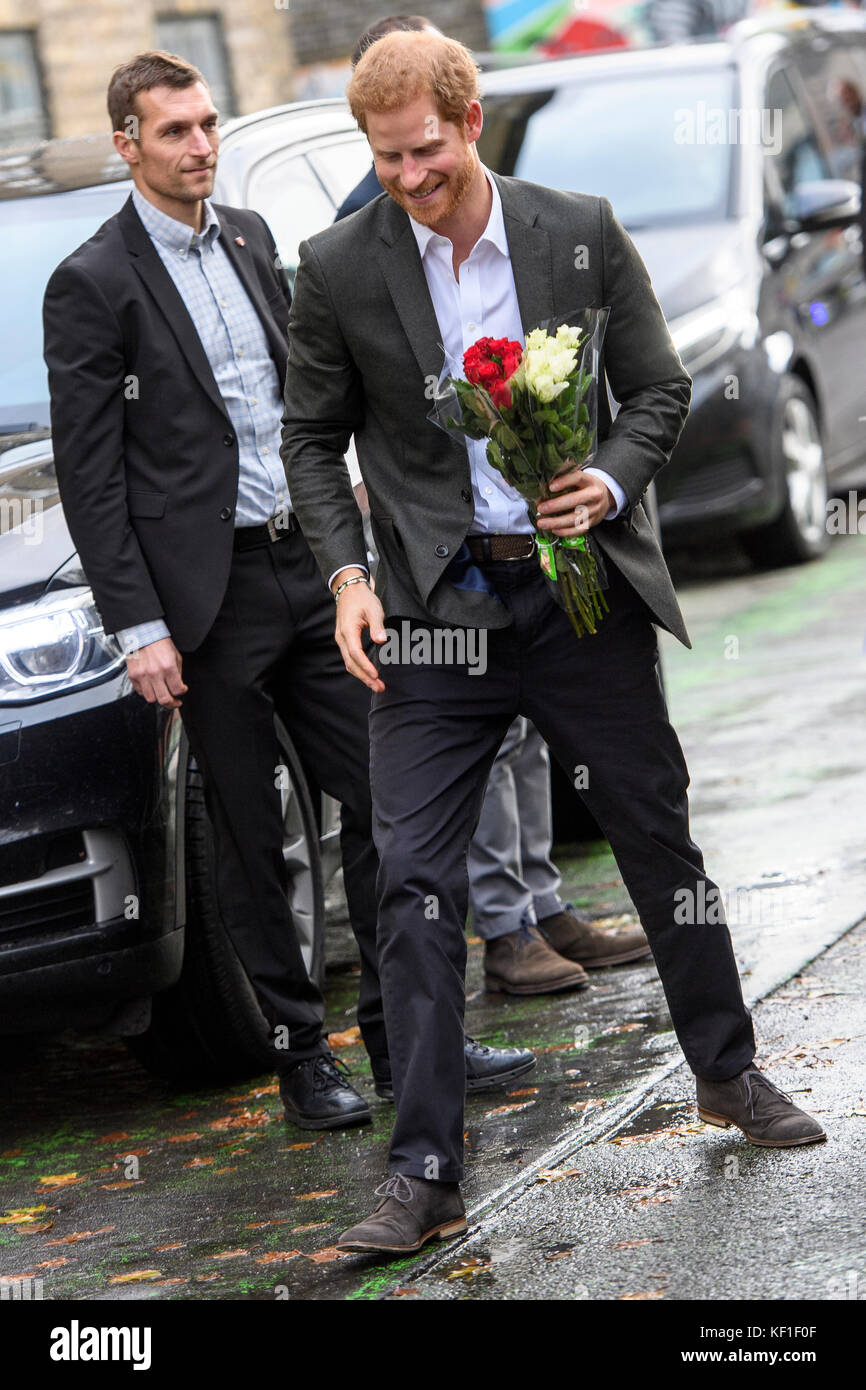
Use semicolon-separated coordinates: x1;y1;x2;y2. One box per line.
369;557;756;1182
178;528;384;1071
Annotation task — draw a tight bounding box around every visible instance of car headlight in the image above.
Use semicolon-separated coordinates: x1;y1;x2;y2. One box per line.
0;586;124;702
669;282;759;373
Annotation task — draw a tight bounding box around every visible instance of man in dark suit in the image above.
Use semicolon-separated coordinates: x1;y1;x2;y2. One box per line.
282;29;826;1254
43;48;529;1127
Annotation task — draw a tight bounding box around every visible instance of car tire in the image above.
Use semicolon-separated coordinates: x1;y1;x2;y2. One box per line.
741;377;829;568
126;718;325;1084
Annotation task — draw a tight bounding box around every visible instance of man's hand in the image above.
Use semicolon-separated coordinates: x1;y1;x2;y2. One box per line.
126;637;188;709
536;462;614;536
332;570;388;692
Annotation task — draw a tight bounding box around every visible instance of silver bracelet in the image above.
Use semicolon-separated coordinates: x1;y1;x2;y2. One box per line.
333;575;369;602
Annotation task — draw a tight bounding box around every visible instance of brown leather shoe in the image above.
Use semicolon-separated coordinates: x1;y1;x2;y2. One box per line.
337;1175;467;1255
696;1064;826;1147
538;906;652;968
484;925;589;995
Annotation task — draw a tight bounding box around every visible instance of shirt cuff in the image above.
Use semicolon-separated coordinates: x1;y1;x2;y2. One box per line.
327;564;369;591
113;619;171;656
584;467;627;520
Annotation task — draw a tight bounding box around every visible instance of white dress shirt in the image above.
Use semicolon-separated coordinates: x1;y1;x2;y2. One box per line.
408;165;625;531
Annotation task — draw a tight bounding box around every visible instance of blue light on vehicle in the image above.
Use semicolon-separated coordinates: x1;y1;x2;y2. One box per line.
809;301;829;327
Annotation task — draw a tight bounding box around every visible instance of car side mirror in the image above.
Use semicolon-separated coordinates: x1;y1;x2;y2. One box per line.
791;179;861;233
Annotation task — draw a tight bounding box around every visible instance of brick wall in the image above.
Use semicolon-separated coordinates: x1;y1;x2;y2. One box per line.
289;0;489;66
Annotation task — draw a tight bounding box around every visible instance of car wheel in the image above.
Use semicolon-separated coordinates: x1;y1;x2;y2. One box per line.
742;377;829;567
126;718;325;1084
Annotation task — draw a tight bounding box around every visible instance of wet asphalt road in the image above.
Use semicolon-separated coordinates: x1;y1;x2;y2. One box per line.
1;530;865;1301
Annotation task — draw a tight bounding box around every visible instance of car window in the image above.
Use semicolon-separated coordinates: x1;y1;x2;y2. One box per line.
476;67;737;229
0;184;129;430
793;40;866;183
305;137;373;205
244;151;341;284
764;67;832;215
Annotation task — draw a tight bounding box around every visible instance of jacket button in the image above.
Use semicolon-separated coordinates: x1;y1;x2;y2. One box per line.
220;507;232;521
435;543;449;558
222;432;234;447
461;487;472;503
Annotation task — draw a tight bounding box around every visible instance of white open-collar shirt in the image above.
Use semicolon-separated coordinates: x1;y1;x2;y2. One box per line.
408;164;624;533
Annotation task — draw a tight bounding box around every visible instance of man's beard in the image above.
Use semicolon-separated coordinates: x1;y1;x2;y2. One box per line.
385;147;476;227
143;163;216;203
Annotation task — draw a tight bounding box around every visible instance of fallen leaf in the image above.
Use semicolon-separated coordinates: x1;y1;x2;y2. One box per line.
156;1278;189;1285
155;1242;187;1252
99;1180;144;1190
446;1257;490;1281
279;1142;320;1151
182;1157;214;1168
248;1084;280;1097
568;1099;607;1114
214;1167;238;1174
255;1250;303;1263
167;1133;203;1143
484;1101;535;1117
389;1286;421;1296
535;1168;580;1184
602;1023;644;1035
613;1238;662;1250
305;1245;349;1263
209;1108;269;1132
1;1149;24;1157
507;1087;539;1097
194;1273;220;1282
109;1269;162;1284
609;1123;703;1146
246;1219;292;1229
99;1132;133;1142
0;1205;48;1225
544;1249;574;1261
44;1227;115;1246
209;1249;249;1260
12;1222;54;1234
294;1189;339;1200
327;1026;362;1049
37;1258;71;1268
291;1221;330;1233
115;1148;151;1158
35;1174;81;1190
620;1289;665;1300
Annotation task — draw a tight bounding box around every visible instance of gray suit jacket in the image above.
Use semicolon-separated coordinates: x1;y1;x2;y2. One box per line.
281;172;692;646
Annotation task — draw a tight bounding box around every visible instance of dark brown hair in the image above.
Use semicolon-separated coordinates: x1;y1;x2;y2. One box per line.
351;15;431;68
107;50;207;135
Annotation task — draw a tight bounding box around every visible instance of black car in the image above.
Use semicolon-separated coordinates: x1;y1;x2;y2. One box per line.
0;171;342;1084
475;11;866;562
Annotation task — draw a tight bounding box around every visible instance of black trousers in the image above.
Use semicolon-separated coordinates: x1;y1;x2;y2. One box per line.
369;557;756;1182
178;528;384;1071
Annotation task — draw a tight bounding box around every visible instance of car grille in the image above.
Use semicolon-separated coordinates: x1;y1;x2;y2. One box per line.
0;878;95;940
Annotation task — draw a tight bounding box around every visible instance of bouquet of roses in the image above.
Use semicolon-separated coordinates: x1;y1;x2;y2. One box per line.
429;308;610;638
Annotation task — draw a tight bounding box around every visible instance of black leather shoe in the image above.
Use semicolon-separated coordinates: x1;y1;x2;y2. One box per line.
280;1053;372;1130
373;1035;536;1101
337;1175;467;1255
696;1064;826;1147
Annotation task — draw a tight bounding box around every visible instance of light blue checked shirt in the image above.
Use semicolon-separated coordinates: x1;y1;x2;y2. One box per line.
114;188;291;655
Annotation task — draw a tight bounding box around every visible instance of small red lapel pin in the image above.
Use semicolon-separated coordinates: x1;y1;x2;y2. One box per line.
235;235;245;246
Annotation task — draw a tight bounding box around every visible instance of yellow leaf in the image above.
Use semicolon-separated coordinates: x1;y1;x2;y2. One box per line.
109;1269;162;1284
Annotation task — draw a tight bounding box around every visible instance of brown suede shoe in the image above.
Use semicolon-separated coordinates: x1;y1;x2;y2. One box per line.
696;1064;826;1147
538;906;652;968
484;925;589;995
337;1175;467;1255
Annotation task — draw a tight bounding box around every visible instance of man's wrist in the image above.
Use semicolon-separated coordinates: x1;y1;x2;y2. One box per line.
329;565;367;595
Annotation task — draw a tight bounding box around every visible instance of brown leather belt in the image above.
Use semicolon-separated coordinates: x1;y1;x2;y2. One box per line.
466;533;536;563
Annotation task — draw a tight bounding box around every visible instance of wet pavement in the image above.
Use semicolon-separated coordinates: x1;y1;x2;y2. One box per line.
1;529;865;1301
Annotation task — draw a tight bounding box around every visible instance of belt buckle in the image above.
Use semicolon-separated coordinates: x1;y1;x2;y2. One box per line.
266;515;281;543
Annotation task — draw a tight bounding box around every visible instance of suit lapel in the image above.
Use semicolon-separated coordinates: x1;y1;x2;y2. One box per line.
118;197;227;420
374;201;447;384
217;208;288;376
492;173;556;335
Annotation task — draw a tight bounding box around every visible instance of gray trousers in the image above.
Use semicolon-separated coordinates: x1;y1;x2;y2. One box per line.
467;716;564;940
